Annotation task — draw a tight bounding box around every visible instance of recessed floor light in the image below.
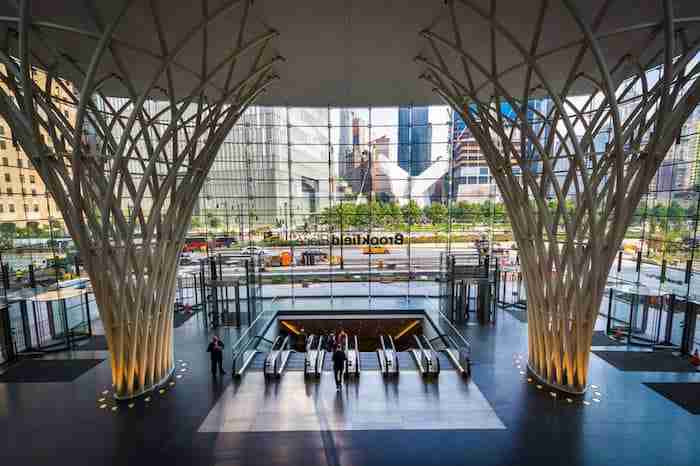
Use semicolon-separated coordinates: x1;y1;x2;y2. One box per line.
98;398;105;402
101;390;109;395
594;391;602;397
583;401;591;406
159;389;165;394
519;371;525;375
144;397;151;402
128;403;135;409
99;404;107;409
536;385;542;389
566;398;573;403
592;398;601;403
111;406;118;412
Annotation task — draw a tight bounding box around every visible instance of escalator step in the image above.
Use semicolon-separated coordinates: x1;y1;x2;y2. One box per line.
397;351;418;370
437;352;456;370
248;351;267;371
285;352;306;371
359;352;381;371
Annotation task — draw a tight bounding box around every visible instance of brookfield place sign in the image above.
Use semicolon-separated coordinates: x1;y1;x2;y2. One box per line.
331;233;404;246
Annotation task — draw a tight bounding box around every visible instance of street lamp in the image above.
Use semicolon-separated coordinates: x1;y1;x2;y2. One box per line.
237;203;244;243
224;201;230;238
283;201;288;241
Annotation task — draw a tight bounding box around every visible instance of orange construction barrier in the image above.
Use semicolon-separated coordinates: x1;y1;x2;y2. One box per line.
280;251;292;266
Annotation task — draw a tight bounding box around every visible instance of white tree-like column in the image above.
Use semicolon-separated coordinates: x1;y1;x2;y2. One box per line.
0;0;280;398
419;0;700;392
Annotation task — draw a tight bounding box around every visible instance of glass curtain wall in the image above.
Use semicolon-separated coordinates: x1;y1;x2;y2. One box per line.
0;92;698;347
192;106;476;309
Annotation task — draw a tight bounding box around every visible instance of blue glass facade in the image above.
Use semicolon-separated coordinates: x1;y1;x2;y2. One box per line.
398;106;432;176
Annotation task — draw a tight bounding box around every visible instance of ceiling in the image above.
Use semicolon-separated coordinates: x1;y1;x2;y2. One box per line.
1;1;699;106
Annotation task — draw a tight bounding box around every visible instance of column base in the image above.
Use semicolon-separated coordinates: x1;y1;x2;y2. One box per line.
526;362;587;396
113;365;175;401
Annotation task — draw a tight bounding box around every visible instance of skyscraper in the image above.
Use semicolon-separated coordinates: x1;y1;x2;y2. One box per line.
338;108;352;179
398;106;432;176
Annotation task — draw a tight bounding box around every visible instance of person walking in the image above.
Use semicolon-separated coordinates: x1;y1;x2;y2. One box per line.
332;344;347;390
207;335;226;376
337;328;348;348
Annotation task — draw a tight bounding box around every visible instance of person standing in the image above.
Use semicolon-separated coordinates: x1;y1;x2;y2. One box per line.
207;335;226;376
332;345;347;390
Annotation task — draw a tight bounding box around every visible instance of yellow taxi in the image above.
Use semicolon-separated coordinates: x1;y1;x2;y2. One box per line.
362;246;390;254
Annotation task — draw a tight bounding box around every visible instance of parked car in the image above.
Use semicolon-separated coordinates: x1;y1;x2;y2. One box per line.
241;246;268;256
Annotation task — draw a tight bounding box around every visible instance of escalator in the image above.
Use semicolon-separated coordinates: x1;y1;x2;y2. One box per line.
411;334;440;376
377;334;399;376
344;334;360;377
263;335;292;379
304;334;325;378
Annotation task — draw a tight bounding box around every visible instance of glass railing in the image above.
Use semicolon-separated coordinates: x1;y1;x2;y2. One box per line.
230;300;278;375
424;295;472;373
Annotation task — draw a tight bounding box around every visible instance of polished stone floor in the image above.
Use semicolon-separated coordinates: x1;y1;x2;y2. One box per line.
1;300;700;466
199;371;505;432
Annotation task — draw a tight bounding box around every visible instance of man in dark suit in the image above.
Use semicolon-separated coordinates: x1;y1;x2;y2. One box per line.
207;335;226;376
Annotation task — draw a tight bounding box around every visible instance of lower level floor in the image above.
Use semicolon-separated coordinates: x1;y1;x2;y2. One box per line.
1;298;699;466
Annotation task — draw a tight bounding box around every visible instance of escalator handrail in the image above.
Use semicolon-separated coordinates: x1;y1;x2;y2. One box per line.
388;335;397;352
414;335;436;374
413;334;425;351
315;336;326;375
376;348;385;374
273;335;290;376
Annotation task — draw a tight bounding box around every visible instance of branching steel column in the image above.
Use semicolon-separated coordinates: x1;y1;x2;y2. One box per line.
0;0;281;398
418;0;700;392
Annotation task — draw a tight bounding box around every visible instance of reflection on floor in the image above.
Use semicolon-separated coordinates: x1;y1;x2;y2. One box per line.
199;371;505;432
3;299;700;466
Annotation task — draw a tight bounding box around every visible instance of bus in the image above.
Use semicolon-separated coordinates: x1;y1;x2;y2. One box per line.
183;236;208;252
183;236;237;252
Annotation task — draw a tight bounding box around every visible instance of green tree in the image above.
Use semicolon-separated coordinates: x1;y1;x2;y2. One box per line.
190;215;203;230
402;200;422;225
425;202;448;225
207;213;222;230
667;201;684;229
493;202;507;224
354;203;370;228
384;202;402;227
450;201;467;223
649;215;658;236
0;222;16;249
48;218;65;236
325;203;356;230
465;202;482;226
368;200;386;228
